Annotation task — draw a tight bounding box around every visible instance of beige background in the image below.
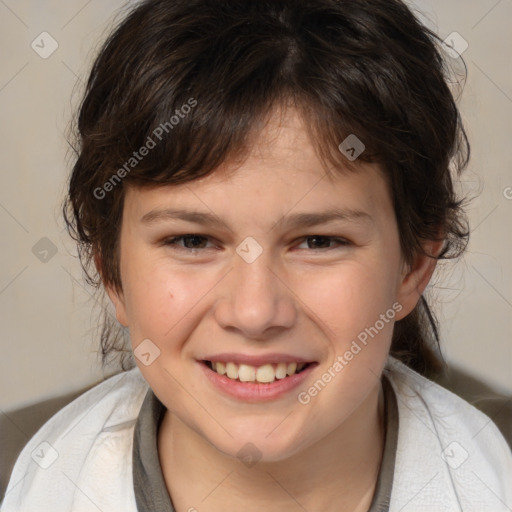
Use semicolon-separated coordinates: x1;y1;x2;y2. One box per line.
0;0;511;411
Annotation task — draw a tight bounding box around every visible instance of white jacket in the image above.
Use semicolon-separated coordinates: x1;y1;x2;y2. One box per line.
2;357;512;511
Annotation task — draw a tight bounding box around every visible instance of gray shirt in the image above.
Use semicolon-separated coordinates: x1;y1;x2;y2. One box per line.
132;374;398;511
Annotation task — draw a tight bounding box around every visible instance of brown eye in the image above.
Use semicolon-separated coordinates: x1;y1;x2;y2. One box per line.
164;235;211;249
298;236;350;250
306;236;332;249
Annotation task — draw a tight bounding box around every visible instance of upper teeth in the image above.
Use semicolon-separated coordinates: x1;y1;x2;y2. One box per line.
211;361;306;383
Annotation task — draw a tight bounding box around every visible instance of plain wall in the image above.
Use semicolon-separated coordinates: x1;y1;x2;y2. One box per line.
0;0;511;412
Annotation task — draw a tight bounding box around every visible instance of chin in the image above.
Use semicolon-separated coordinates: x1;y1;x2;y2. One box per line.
202;420;309;464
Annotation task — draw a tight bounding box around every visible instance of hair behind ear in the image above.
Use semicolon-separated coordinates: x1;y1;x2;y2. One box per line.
391;296;446;378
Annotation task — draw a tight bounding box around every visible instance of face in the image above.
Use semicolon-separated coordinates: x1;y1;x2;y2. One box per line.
107;108;434;461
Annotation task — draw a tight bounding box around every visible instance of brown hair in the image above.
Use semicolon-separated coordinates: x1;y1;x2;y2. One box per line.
64;0;470;376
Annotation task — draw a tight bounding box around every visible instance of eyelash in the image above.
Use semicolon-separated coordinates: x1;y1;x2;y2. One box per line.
162;235;351;252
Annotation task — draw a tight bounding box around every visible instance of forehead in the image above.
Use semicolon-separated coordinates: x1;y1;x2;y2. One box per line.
123;107;392;226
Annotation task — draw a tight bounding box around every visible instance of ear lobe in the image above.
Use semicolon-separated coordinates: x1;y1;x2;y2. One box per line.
105;283;129;327
95;251;129;327
395;239;443;321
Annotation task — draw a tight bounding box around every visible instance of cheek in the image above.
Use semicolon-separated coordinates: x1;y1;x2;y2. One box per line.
291;262;400;379
295;262;399;327
121;255;220;346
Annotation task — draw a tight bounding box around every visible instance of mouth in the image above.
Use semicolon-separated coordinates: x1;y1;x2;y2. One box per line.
199;357;317;402
203;360;312;384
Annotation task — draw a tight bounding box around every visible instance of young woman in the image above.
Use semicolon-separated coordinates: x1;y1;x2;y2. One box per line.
3;0;511;511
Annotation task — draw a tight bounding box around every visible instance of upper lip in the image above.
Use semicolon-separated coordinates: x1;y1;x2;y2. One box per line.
201;353;315;366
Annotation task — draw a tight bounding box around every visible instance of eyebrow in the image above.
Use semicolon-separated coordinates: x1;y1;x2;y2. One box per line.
140;207;372;230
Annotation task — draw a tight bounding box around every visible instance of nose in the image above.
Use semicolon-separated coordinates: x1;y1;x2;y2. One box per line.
213;250;297;339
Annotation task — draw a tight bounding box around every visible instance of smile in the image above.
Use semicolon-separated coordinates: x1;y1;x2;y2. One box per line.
205;361;309;384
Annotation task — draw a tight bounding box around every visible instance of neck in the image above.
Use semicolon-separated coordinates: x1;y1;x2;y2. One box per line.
158;381;385;512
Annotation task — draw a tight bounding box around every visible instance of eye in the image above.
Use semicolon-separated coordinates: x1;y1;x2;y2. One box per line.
160;234;350;252
163;234;215;250
297;236;350;250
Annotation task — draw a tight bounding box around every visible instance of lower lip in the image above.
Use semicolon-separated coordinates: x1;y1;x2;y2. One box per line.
199;362;317;402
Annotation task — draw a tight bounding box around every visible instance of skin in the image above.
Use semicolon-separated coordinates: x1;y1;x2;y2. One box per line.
106;107;438;511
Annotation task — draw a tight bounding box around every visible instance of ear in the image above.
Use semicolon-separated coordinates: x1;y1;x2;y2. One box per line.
394;239;444;321
94;251;129;327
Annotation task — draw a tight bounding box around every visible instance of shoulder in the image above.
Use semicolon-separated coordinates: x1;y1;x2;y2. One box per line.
24;366;149;442
385;357;512;511
1;367;148;512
